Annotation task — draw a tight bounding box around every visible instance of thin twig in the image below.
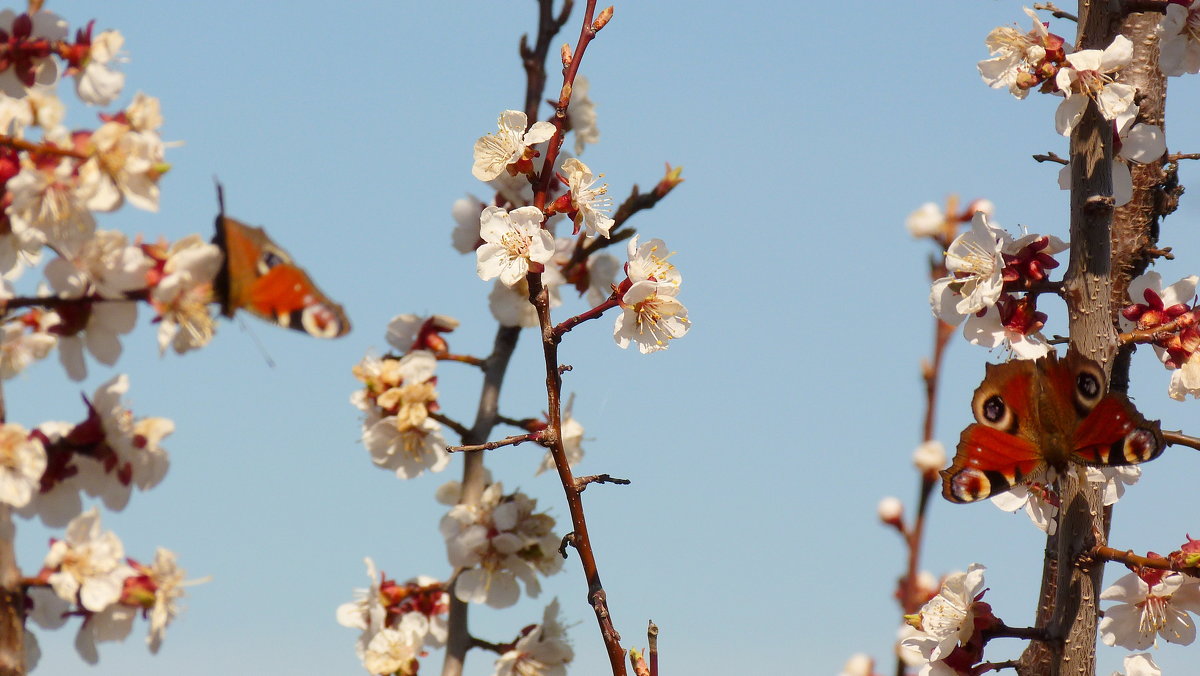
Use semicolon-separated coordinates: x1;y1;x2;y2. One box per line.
574;474;631;491
446;432;542;454
1032;2;1078;21
436;353;486;368
0;133;88;160
1033;151;1070;165
430;412;471;440
530;1;605;211
1163;430;1200;452
495;414;537;429
1118;313;1196;345
1092;545;1200;577
647;621;658;676
469;636;513;655
553;294;620;340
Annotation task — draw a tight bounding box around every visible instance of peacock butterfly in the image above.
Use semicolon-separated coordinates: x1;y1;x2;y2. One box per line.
941;349;1164;503
212;186;350;338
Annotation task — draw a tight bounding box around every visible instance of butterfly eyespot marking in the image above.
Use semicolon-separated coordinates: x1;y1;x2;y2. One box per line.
950;470;998;501
1073;365;1104;411
256;244;290;275
973;393;1015;432
301;304;343;338
1121;428;1163;463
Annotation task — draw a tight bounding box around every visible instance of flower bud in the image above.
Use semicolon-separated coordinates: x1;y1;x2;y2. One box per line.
912;440;946;476
877;496;903;526
592;6;614;31
838;654;875;676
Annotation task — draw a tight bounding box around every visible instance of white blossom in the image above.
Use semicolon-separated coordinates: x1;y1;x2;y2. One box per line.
1159;1;1200;76
1054;35;1135;135
43;508;134;612
0;422;45;507
476;206;555;287
472;110;556;182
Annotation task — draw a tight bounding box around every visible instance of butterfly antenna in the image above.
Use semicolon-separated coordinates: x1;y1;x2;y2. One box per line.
214;177;226;217
236;316;277;369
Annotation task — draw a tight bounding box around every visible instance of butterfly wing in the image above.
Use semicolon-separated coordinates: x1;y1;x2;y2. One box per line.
213;214;351;338
942;424;1044;503
1072;393;1164;466
941;359;1047;503
1051;350;1165;467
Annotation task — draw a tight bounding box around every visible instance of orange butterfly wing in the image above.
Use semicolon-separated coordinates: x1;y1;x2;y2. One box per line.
213;210;351;338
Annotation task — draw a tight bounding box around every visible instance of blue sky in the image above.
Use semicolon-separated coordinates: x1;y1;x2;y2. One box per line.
14;1;1200;674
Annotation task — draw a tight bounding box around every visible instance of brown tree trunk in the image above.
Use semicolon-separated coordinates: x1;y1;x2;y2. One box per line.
1020;3;1171;674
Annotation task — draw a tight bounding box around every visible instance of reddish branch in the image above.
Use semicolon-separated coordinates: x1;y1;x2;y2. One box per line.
1163;430;1200;452
1118;312;1198;345
0;133;88;161
443;3;583;676
435;353;486;368
531;2;608;211
1092;546;1200;576
647;621;659;676
553;294;619;339
520;0;574;122
529;268;627;676
522;4;630;670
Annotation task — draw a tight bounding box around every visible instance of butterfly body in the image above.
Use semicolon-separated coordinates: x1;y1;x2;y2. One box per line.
213;211;351;338
941;350;1163;503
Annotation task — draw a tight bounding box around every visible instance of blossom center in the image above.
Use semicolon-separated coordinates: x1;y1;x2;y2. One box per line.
500;230;531;259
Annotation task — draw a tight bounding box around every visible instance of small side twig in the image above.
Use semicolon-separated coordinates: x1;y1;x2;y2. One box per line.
1032;3;1077;21
1092;545;1200;577
574;474;631;491
496;414;538;429
977;660;1021;674
647;621;659;676
436;353;486;368
1033;151;1070;165
430;412;471;440
1118;313;1197;345
446;432;542;454
1168;152;1200;162
1163;430;1200;452
558;532;576;559
553;294;620;340
470;635;516;655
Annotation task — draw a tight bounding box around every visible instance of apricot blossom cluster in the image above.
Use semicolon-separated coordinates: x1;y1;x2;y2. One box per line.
467;108;689;353
920;203;1066;359
0;5;226;668
1122;272;1200;400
